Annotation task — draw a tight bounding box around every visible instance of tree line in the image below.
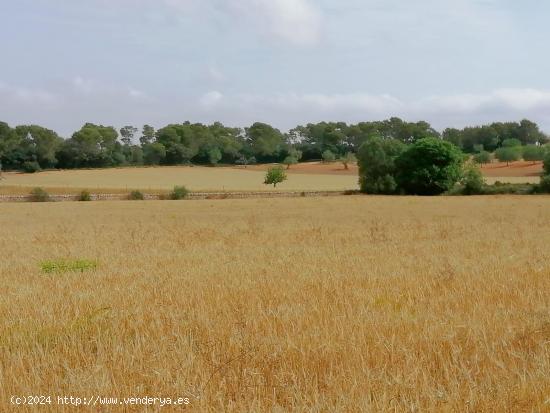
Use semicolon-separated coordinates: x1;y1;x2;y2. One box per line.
0;118;548;172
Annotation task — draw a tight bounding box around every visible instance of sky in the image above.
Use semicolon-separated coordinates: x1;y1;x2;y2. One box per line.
1;0;550;137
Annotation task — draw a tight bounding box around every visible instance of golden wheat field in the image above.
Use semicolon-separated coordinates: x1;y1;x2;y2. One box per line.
0;166;358;193
1;196;549;412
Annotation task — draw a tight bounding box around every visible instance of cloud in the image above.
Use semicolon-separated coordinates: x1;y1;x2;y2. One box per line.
416;89;550;114
0;82;57;105
244;0;322;46
128;88;147;99
193;88;550;131
199;91;224;107
72;76;95;94
162;0;323;46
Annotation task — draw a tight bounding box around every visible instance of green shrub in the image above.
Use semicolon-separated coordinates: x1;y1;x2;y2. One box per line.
170;185;189;200
473;151;491;166
357;135;405;194
29;187;50;202
522;145;545;164
539;175;550;193
460;165;485;195
128;190;144;200
544;151;550;176
264;166;287;188
22;161;41;173
41;259;98;274
78;190;92;201
482;183;537;195
495;147;521;165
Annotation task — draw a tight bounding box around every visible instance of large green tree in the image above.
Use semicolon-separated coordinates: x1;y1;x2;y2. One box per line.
245;122;285;161
357;135;405;194
395;138;464;195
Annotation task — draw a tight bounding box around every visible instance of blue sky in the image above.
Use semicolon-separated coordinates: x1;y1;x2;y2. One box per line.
1;0;550;136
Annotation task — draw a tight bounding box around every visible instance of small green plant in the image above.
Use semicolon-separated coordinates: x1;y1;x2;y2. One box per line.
41;259;98;274
128;190;144;200
169;185;189;200
78;190;92;201
29;187;50;202
264;166;287;188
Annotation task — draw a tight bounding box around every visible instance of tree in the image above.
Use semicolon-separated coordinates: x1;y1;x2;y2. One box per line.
522;145;545;164
339;152;357;170
140;125;155;145
495;147;521;166
143;142;166;165
322;150;336;163
245;122;285;161
502;138;522;148
59;123;122;168
208;147;222;165
264;166;287;188
473;151;491;167
544;151;550;176
283;156;298;169
395;138;464;195
357;135;405;194
120;126;138;146
156;123;200;164
283;148;302;169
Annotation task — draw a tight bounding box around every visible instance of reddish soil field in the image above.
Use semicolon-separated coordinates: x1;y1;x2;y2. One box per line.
479;161;543;177
244;160;544;178
243;162;358;175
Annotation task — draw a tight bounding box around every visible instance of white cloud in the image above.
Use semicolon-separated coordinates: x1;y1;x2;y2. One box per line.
199;90;223;107
162;0;323;46
416;89;550;114
0;82;57;105
72;76;95;94
193;88;550;131
248;0;322;46
128;88;146;99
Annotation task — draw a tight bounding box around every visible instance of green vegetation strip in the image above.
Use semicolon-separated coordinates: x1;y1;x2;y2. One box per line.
40;259;98;274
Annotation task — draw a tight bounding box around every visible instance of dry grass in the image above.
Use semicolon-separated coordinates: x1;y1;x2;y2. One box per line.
0;197;549;412
0;166;358;193
484;176;541;185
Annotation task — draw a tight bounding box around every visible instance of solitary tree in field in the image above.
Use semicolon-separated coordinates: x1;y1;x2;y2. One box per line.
283;155;298;169
473;151;491;167
264;166;287;188
522;145;545;164
322;150;336;163
495;147;521;166
283;148;302;169
339;152;357;170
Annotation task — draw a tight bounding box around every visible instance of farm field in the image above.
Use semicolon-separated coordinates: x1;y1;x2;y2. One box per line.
0;197;549;412
0;160;544;196
0;165;359;194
